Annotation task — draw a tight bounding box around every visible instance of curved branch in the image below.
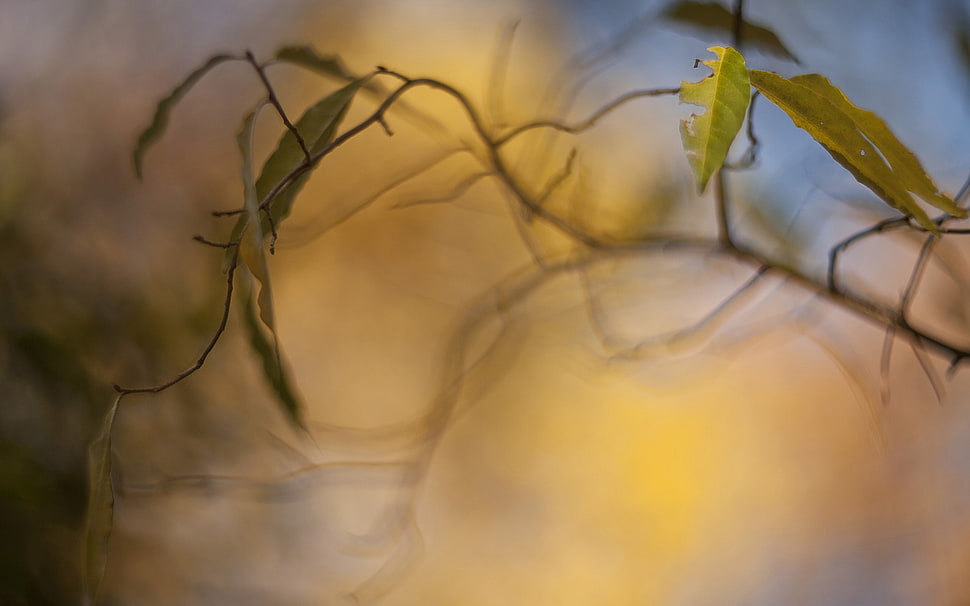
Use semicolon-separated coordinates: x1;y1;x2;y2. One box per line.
494;87;681;146
113;247;240;395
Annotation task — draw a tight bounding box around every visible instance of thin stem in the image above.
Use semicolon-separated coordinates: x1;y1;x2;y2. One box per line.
714;169;734;249
828;217;907;292
245;50;311;163
733;0;746;49
114;247;240;394
393;172;492;208
899;234;938;322
879;325;896;406
494;87;680;147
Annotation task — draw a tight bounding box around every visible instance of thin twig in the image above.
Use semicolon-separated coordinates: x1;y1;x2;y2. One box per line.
245;50;311;163
910;338;946;404
393;171;493;209
535;148;578;206
879;324;896;407
725;92;761;169
714;170;734;249
827;217;907;292
614;265;769;359
113;247;240;394
193;235;238;248
494;87;681;147
899;234;938;322
732;0;746;49
487;20;519;130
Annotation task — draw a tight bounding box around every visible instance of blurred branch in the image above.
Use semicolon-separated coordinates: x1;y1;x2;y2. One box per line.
109;44;970;604
493;87;681;146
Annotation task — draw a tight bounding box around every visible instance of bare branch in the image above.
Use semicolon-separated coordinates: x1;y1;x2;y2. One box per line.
392;171;492;209
535;148;578;206
828;217;907;293
713;170;735;249
612;265;769;360
245;50;311;163
113;247;240;395
494;87;681;147
193;235;237;248
879;325;896;407
910;338;946;404
899;234;938;322
486;20;519;130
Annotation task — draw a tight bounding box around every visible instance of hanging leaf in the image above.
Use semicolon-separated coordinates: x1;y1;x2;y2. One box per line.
235;103;306;432
133;53;237;178
241;276;304;430
83;395;121;606
794;74;965;217
749;70;966;232
236;103;273;327
660;0;799;63
224;78;368;270
275;46;357;81
679;46;751;193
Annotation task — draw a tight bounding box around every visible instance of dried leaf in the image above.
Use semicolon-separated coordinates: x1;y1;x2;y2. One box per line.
679;46;751;192
82;395;120;606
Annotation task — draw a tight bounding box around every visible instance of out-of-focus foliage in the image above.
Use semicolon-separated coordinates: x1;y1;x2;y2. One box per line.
6;1;970;606
82;397;118;606
660;0;799;62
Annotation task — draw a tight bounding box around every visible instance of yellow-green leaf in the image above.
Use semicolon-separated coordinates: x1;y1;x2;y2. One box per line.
679;46;751;193
83;395;120;606
133;54;237;179
661;0;800;63
750;70;965;232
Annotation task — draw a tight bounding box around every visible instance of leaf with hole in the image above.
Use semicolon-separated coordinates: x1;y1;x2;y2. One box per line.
749;70;965;232
133;53;237;178
679;46;751;193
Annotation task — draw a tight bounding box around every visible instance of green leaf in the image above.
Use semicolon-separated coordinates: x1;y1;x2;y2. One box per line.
749;70;966;232
660;0;800;63
679;46;751;193
224;78;367;270
133;54;237;179
241;276;305;431
235;103;306;432
83;395;120;606
275;46;357;81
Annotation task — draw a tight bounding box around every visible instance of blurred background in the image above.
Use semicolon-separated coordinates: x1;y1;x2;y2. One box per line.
2;0;970;604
